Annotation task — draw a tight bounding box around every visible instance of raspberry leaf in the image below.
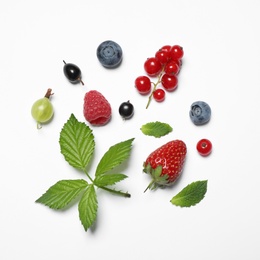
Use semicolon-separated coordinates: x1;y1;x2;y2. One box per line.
170;180;208;207
59;113;95;171
94;173;128;186
95;138;134;176
140;121;172;138
78;184;98;231
35;179;88;209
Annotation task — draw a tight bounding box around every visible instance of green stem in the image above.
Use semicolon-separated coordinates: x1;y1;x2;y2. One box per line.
145;71;164;109
83;169;95;183
97;185;131;198
144;179;156;193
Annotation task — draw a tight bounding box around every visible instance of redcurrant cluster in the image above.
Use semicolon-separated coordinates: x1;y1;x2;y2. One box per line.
135;45;184;109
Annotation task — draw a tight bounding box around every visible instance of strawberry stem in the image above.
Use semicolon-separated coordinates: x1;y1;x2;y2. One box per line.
97;185;131;198
144;179;156;193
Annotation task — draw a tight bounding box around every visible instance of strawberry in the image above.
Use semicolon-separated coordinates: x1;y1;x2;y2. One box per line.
83;90;112;126
143;140;187;191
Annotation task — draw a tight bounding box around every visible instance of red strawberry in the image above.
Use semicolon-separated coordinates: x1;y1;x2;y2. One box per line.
83;90;112;126
143;140;187;191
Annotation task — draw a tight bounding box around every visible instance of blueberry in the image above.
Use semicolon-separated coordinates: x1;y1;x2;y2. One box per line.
97;40;123;68
189;101;211;125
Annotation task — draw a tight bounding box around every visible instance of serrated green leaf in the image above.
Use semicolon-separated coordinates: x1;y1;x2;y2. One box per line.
78;184;98;231
59;114;95;171
170;180;208;207
35;179;88;209
94;173;128;186
95;138;134;176
140;121;173;138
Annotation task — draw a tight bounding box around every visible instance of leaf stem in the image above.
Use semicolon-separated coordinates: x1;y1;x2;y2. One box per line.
97;185;131;198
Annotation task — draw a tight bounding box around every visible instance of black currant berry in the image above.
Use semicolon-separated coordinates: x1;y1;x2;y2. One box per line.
119;101;134;119
63;60;84;85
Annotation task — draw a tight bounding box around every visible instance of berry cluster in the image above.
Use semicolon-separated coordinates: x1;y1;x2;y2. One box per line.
135;44;184;108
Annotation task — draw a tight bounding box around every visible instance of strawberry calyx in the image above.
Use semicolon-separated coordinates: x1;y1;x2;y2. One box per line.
143;163;169;192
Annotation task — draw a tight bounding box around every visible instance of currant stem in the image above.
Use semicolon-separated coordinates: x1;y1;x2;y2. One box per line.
145;71;164;109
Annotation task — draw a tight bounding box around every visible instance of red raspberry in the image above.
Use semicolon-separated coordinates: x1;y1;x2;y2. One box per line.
83;90;112;126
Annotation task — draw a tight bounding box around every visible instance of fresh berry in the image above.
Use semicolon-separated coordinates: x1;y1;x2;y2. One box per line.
155;49;171;64
153;89;165;102
197;139;212;156
164;60;180;75
63;60;84;85
96;40;123;68
135;76;151;95
144;57;162;77
161;73;178;91
189;101;211;125
31;89;54;129
83;90;112;126
160;45;172;52
119;101;134;119
170;45;184;61
143;140;187;191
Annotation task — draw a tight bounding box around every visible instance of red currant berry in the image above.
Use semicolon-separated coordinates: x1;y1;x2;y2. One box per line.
155;50;171;64
164;60;180;75
196;139;212;156
161;73;178;91
144;57;163;77
160;45;171;52
170;45;184;61
135;76;151;95
153;89;165;102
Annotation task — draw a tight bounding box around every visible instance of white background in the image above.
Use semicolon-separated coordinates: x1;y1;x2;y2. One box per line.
1;0;260;259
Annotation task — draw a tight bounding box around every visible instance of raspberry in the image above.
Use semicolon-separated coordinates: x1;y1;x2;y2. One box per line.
83;90;112;126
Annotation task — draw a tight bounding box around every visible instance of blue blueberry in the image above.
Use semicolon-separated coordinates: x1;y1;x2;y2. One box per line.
189;101;211;125
97;40;123;68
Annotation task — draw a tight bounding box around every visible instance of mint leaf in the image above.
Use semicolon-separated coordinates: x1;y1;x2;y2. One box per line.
59;114;95;171
35;179;88;209
140;121;172;138
94;173;128;186
95;138;134;176
170;180;208;207
78;184;98;231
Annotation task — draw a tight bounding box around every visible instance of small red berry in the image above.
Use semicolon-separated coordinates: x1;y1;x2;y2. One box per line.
155;50;171;64
144;57;163;77
196;139;212;156
135;76;151;95
164;60;180;75
153;89;165;102
161;73;178;91
170;45;184;61
160;45;171;52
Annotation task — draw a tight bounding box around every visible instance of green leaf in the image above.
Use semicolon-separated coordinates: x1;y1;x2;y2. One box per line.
78;184;98;231
94;173;128;186
140;121;173;138
95;138;134;176
59;114;95;171
170;180;208;207
35;179;88;209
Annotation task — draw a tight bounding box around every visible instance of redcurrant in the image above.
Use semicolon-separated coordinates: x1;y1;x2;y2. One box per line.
135;76;151;95
196;139;212;156
155;50;171;64
144;57;162;77
161;73;178;91
170;45;184;61
164;60;180;75
160;45;171;52
153;89;165;102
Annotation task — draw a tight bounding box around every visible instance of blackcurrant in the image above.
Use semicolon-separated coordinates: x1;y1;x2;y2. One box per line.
119;101;134;119
63;60;84;85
